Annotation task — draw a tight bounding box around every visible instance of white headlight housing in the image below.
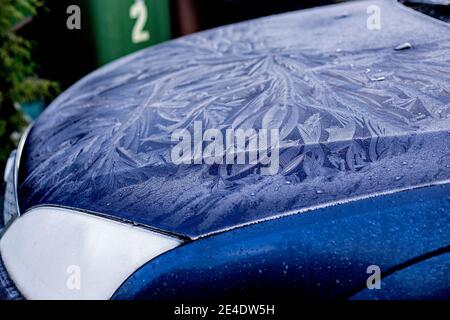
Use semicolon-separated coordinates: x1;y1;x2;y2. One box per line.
2;126;31;228
2;150;18;227
0;207;182;300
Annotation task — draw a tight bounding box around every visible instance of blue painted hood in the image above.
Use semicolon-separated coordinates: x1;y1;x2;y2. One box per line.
19;0;450;238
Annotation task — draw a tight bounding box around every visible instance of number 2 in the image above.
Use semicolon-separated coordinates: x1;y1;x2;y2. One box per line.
130;0;150;43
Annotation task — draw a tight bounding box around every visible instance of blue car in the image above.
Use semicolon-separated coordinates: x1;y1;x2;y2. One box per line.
1;0;449;300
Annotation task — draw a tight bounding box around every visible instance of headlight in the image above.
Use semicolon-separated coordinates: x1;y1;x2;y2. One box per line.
2;150;18;227
0;207;182;300
2;126;31;228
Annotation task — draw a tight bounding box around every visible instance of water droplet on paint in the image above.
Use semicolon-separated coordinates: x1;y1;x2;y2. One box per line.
394;42;412;51
370;76;385;82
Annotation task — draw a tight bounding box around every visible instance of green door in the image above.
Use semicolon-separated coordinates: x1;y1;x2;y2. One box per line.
86;0;171;65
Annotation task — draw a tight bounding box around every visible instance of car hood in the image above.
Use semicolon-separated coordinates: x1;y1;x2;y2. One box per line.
19;0;450;238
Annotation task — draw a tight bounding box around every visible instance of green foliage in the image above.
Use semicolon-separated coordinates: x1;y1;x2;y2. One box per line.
0;0;59;175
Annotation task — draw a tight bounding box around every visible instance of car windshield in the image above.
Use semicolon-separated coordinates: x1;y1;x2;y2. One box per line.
400;0;450;22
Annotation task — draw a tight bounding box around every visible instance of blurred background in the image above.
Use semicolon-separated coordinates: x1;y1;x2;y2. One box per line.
21;0;352;90
0;0;448;179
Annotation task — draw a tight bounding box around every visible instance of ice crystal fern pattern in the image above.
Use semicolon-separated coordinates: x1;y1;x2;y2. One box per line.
20;0;450;237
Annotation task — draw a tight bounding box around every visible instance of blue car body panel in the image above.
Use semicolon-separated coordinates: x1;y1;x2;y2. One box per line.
351;252;450;300
113;183;450;300
18;0;450;238
0;257;22;300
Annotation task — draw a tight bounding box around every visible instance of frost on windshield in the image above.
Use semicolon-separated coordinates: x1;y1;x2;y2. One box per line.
19;0;450;237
